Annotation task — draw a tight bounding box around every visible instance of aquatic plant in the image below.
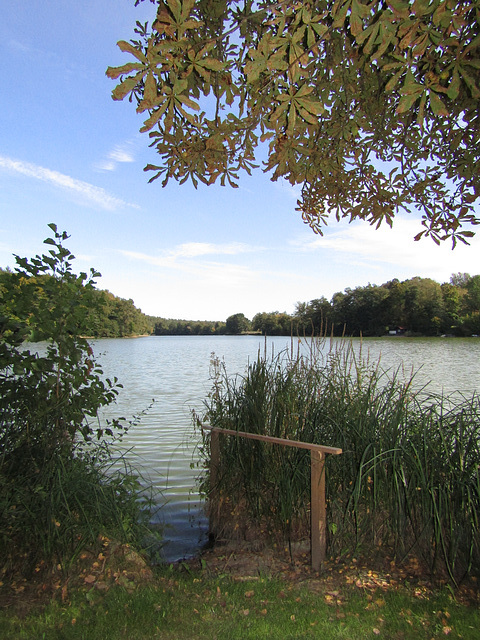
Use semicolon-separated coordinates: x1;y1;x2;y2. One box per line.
197;339;480;583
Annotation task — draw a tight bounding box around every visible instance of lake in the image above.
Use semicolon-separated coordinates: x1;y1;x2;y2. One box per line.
92;335;480;562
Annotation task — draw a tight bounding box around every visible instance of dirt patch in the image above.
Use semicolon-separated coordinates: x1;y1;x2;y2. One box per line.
182;538;480;605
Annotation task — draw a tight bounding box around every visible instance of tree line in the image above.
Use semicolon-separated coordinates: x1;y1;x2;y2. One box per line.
236;274;480;337
0;268;152;339
4;266;479;339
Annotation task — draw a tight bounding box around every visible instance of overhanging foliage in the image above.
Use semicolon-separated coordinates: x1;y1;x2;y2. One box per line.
108;0;480;245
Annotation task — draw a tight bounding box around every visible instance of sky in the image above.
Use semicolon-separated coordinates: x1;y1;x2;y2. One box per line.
1;1;479;322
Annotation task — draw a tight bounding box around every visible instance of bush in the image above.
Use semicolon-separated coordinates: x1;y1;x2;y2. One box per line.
0;225;157;576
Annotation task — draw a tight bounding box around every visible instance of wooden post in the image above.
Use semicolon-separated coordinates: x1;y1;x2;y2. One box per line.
209;428;220;495
209;428;220;534
311;449;326;572
200;423;340;570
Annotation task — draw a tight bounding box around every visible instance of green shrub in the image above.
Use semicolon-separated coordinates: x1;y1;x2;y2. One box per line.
0;225;157;575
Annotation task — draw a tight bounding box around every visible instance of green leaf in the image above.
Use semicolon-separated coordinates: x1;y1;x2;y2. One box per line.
167;0;182;22
177;95;200;111
201;58;227;72
387;0;410;19
459;66;480;98
385;68;405;92
428;90;448;116
105;62;145;80
117;40;147;63
444;69;460;101
140;101;168;132
112;72;145;101
143;72;158;106
332;0;351;29
297;97;325;116
396;90;422;113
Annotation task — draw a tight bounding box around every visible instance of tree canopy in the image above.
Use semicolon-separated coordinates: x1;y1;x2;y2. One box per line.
108;0;480;245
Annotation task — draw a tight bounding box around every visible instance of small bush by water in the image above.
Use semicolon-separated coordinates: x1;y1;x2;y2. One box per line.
197;339;480;584
0;225;158;577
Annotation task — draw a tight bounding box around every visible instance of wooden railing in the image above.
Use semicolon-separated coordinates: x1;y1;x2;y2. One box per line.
200;424;342;571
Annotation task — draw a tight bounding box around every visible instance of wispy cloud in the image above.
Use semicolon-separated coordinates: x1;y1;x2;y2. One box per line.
293;216;480;280
118;242;263;288
167;242;260;259
0;155;138;211
95;142;136;172
120;248;255;289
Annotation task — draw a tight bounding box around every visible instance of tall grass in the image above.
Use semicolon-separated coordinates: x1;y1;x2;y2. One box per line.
0;437;159;576
197;339;480;583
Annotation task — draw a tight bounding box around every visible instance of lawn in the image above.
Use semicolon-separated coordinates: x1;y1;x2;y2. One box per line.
1;543;478;639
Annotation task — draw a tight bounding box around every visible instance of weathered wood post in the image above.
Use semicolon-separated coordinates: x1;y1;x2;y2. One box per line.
209;427;220;491
208;428;220;535
201;424;341;571
310;449;326;572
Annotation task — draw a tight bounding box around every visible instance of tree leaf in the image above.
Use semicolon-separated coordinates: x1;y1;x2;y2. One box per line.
166;0;182;22
139;101;168;132
143;72;158;106
396;90;422;113
111;73;145;101
428;90;448;116
105;63;144;80
445;68;460;100
117;40;147;63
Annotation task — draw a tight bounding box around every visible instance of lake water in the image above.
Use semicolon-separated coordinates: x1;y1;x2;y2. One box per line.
91;335;480;562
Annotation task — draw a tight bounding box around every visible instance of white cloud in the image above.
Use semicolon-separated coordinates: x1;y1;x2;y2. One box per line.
168;242;261;259
0;155;137;211
95;142;136;172
293;216;480;281
119;247;256;286
109;146;135;163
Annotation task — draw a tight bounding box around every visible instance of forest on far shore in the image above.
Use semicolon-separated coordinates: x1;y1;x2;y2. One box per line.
153;273;480;338
2;269;479;339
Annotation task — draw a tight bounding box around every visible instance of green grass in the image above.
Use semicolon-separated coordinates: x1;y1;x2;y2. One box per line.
0;565;478;639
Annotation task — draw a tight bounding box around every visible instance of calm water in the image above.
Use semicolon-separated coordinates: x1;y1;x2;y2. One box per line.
91;335;480;561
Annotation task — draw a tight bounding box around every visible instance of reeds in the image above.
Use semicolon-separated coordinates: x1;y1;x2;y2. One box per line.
197;339;480;582
0;437;158;576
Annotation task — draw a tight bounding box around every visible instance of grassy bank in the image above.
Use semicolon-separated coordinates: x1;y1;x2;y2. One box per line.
1;553;479;639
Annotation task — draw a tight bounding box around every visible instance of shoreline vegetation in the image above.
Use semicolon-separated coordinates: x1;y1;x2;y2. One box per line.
1;226;159;593
152;273;480;338
3;268;480;340
196;338;480;587
1;227;479;634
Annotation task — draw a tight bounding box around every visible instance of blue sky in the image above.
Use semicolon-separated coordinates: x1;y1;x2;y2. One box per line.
1;1;479;322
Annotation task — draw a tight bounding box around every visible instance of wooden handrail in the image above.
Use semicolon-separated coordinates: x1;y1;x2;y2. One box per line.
199;422;342;571
200;424;342;455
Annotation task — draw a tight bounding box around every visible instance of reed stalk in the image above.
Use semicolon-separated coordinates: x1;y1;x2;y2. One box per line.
197;338;480;582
